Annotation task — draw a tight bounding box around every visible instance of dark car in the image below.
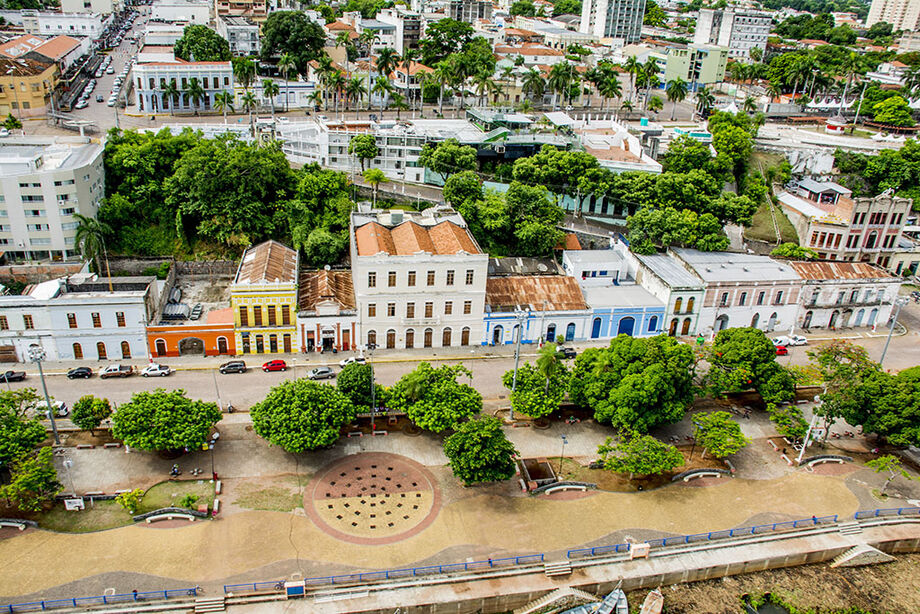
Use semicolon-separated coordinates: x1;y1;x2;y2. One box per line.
219;360;247;374
67;367;93;379
556;347;577;360
307;366;335;380
262;359;287;372
0;370;26;382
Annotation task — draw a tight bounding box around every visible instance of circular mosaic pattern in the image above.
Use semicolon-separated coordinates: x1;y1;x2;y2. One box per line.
305;453;440;544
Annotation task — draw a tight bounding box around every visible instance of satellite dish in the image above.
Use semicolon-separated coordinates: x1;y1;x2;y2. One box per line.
537;263;547;272
324;264;331;271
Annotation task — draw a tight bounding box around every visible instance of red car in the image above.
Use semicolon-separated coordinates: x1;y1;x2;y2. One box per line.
262;359;287;372
775;345;789;356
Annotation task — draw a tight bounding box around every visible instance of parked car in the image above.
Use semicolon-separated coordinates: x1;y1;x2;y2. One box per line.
775;345;789;356
339;356;366;368
32;400;68;418
219;360;247;374
0;370;26;382
262;359;287;372
141;363;172;377
106;66;115;74
74;100;88;109
307;366;335;380
556;347;577;360
66;367;93;379
773;334;808;347
96;94;104;102
100;364;135;379
107;98;117;107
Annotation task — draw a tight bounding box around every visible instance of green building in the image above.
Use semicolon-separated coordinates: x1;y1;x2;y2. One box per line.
664;44;728;87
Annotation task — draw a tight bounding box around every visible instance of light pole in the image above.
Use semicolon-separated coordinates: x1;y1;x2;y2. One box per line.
557;434;568;476
367;343;377;430
880;297;909;366
62;458;76;495
508;309;530;422
212;368;223;412
29;346;60;445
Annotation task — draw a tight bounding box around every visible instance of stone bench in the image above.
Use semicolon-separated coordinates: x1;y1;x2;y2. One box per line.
145;513;196;524
808;457;845;467
544;484;587;494
683;471;722;482
0;521;26;531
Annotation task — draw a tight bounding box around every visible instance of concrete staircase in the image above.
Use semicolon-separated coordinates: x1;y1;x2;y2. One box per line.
838;521;863;536
194;597;226;613
514;587;599;614
830;544;895;568
544;560;573;577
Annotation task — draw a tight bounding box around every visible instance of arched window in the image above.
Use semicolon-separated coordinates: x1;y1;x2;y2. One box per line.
686;297;695;312
491;325;502;345
591;317;602;338
565;322;576;341
367;330;377;348
282;334;291;353
442;327;452;347
121;341;131;359
648;315;658;332
545;323;556;342
669;318;678;336
424;328;433;347
217;337;228;354
681;318;691;335
715;314;729;331
96;342;107;360
72;342;83;359
767;312;778;332
803;311;813;329
751;313;760;328
155;338;167;356
461;327;470;346
866;230;878;249
673;297;682;314
405;329;415;348
269;334;278;353
617;316;635;336
386;329;396;349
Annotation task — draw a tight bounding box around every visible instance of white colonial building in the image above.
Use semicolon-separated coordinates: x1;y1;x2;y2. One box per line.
296;269;357;353
350;206;488;351
0;274;157;362
134;61;235;114
21;11;110;39
634;251;706;337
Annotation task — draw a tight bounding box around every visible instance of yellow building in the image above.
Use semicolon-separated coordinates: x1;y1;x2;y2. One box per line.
0;57;58;119
230;240;299;355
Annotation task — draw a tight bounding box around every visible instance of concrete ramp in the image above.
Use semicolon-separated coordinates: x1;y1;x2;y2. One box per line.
513;587;599;614
830;544;895;568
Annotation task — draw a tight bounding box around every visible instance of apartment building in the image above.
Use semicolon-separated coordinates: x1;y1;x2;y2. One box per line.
60;0;122;15
350;207;488;351
231;240;299;355
217;16;261;56
134;60;235;114
449;0;493;23
21;11;110;39
867;0;920;31
215;0;269;21
579;0;646;44
671;248;802;337
0;57;58;119
376;7;422;54
150;0;212;23
693;8;770;60
0;138;104;261
663;43;728;86
0;274;157;362
777;179;911;269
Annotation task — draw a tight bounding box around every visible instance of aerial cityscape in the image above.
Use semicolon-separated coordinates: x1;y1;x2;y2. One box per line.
0;0;919;610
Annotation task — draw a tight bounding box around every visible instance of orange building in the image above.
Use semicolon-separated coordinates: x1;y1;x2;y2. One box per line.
146;308;236;358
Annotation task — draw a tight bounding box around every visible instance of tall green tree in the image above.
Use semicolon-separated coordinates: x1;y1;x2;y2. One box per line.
0;447;61;512
418;138;477;183
173;24;230;62
73;214;111;274
693;411;750;458
337;362;374;409
348;133;379;171
0;389;45;469
278;52;298;113
71;395;112;436
807;340;880;438
597;433;684;479
706;327;796;404
262;79;280;121
259;11;326;74
866;455;915;494
183;77;206;116
502;361;568;418
214;90;234;124
251;380;356;452
389;363;482;432
443;417;518;485
665;77;688;121
111;389;221;452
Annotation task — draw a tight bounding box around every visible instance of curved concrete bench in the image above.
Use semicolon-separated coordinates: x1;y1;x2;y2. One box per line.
0;521;27;531
145;513;196;524
808;457;844;467
683;471;723;482
544;484;587;495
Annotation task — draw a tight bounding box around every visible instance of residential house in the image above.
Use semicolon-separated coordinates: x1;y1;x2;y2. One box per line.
297;269;357;352
147;308;236;357
634;252;706;337
230;240;300;355
0;57;59;118
483;274;591;344
215;0;269;21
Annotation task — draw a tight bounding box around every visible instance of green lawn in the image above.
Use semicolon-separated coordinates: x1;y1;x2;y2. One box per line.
138;479;216;513
37;500;133;533
745;198;799;245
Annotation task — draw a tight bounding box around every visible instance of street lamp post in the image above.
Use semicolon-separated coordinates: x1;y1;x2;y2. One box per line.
557;434;568;476
29;346;60;445
62;458;76;495
212;369;223;412
880;297;909;366
508;309;529;422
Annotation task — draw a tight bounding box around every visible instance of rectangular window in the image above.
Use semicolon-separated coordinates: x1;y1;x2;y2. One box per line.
446;270;455;286
388;271;396;287
91;312;101;328
368;272;376;287
116;312;125;327
463;300;472;314
239;306;249;326
757;292;765;306
465;269;474;285
720;292;729;306
67;313;77;328
425;301;433;318
368;303;377;317
281;305;290;326
406;302;415;318
387;302;396;317
267;305;276;326
427;270;435;286
253;306;263;326
0;315;7;330
23;314;33;330
444;301;453;315
774;291;784;304
407;271;416;286
738;292;747;306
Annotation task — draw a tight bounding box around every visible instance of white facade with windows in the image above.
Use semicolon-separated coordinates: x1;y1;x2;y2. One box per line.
150;0;212;24
21;11;110;38
217;16;261;56
634;252;706;337
693;8;770;60
0;275;157;362
0;138;104;261
350;207;488;351
579;0;646;44
789;262;901;331
60;0;121;15
134;61;234;114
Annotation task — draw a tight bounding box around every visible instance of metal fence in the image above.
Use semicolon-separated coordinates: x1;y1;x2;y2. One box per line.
3;588;199;613
854;507;920;520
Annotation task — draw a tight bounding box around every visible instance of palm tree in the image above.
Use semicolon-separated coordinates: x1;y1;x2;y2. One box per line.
624;55;641;102
599;74;622;113
359;29;380;57
363;168;388;205
400;48;419;109
695;86;714;117
432;61;452;115
620;99;634;118
522;68;546;107
376;47;400;87
766;79;783;102
346;76;367;118
240;90;257;132
335;30;351;77
373;76;392;111
639;58;660;111
162;80;179;115
743;95;757;114
278;52;297;113
648;95;663;116
535;342;561;393
548;62;573;110
184;77;205;116
74;214;111;275
307;90;322;112
390;91;408;119
315;55;336;110
262;79;279;122
472;72;497;107
327;70;346;118
665;77;688;121
214;90;234;124
837;51;862;113
232;57;256;92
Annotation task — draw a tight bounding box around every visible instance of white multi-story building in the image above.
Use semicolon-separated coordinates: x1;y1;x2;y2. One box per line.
142;23;186;46
693;8;770;60
21;11;110;39
376;7;422;55
579;0;646;44
0;138;104;262
60;0;121;15
217;15;260;56
150;0;212;24
633;252;706;337
350;207;488;351
0;274;158;362
868;0;920;30
449;0;493;23
134;61;234;114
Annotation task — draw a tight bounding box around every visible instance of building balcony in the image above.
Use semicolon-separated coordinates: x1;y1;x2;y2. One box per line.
806;299;884;309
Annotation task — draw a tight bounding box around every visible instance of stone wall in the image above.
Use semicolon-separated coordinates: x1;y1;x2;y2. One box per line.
108;258;237;278
0;261;87;283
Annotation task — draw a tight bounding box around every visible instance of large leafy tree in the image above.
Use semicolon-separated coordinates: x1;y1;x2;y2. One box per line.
259;11;326;74
852;367;920;446
569;335;696;433
73;214;111;275
502;361;568;418
418;18;474;66
706;328;796;404
348;134;379;171
111;389;221;452
0;447;61;512
174;24;231;62
288;164;352;262
627;206;729;254
872;95;915;127
807;340;880;436
251;380;356;452
0;389;45;470
443;417;517;485
71;395;112;436
597;433;684;479
693;411;750;458
337;362;374;409
418;139;477;183
389;363;482;432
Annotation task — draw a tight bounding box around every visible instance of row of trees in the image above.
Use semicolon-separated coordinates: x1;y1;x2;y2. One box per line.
834;140;920;206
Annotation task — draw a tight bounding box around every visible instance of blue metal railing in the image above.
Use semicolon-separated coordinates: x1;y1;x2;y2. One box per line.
854;506;920;519
3;588;198;613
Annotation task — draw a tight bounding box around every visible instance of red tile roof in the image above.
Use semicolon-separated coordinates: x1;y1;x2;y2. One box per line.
355;221;480;256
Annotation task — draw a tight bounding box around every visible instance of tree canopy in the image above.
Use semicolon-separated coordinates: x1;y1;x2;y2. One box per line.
570;335;696;433
771;242;818;259
336;362;375;409
0;389;46;470
419;139;477;183
834;140;920;206
502;360;568;418
418;18;474;66
348;134;379;171
71;395;112;435
251;379;356;452
173;25;231;62
443;417;518;485
388;363;482;432
597;433;684;478
111;389;221;452
259;11;326;74
706;328;796;404
693;411;750;458
837;366;920;446
0;447;61;512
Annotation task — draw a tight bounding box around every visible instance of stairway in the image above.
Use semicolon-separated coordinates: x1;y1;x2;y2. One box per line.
838;521;863;536
513;587;599;614
194;597;226;613
543;560;573;577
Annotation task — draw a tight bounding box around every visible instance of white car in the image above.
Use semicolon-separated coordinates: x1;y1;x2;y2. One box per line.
107;98;117;107
773;335;808;347
339;356;367;368
141;363;172;377
32;400;69;418
74;100;88;109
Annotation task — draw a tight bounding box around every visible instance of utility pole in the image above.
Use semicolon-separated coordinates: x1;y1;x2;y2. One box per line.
508;309;529;422
880;297;908;366
29;347;60;445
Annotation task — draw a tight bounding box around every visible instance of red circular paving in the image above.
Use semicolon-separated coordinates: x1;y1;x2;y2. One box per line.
304;453;441;545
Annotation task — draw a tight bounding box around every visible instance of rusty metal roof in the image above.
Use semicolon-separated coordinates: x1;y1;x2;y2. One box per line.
354;220;480;256
298;270;355;311
235;240;298;285
486;275;588;312
788;261;900;281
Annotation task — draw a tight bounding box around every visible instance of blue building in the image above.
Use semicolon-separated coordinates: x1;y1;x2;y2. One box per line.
580;285;666;338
